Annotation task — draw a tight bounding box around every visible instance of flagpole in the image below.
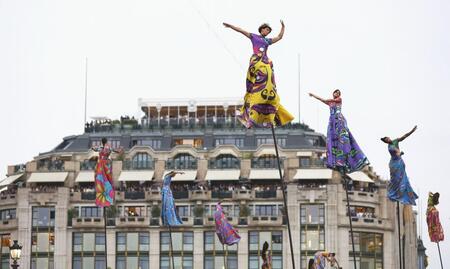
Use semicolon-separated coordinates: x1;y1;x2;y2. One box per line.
222;244;227;269
271;125;296;269
343;175;357;269
396;202;403;269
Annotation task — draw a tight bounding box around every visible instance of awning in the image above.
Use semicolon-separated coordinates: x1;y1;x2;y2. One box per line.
296;151;313;157
205;170;240;181
118;171;154;182
249;169;283;180
75;171;95;183
28;172;68;183
348;171;374;183
294;169;332;180
0;173;24;187
164;170;197;181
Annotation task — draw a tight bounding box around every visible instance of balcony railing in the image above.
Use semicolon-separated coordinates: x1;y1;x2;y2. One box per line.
80;161;97;171
255;190;277;198
212;191;233;199
124;191;145;200
37;160;65;171
173;191;189;199
81;192;96;201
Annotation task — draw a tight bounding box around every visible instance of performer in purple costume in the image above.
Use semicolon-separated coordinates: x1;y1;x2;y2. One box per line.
161;171;184;226
309;90;369;173
214;202;240;245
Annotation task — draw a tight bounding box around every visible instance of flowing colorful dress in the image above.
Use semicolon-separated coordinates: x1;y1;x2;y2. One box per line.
386;139;418;205
161;174;183;226
214;203;240;246
326;98;369;173
426;193;444;242
93;145;115;207
312;251;332;269
238;33;294;128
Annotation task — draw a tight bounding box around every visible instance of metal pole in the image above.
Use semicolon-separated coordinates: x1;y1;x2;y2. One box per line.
344;176;357;269
437;242;444;269
270;125;296;269
297;53;301;123
397;201;403;269
84;57;88;125
168;225;175;269
222;244;227;269
103;209;108;269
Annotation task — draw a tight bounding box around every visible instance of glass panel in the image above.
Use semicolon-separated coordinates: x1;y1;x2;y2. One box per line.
95;256;105;269
183;256;193;269
249;255;259;269
73;256;82;269
127;256;138;269
37;233;50;252
160;256;170;269
139;256;149;269
127;233;139;252
37;258;49;269
83;233;95;252
272;255;282;269
215;256;224;269
140;233;150;251
116;256;126;269
205;256;214;269
83;257;95;269
172;233;182;251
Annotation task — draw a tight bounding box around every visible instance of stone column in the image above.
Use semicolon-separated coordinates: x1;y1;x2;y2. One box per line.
238;228;248;269
193;230;204;269
286;184;300;269
106;227;116;269
150;229;160;268
17;188;31;269
54;187;70;268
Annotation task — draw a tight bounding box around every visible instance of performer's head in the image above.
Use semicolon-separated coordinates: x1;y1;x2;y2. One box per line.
380;137;392;144
333;89;341;98
308;258;315;269
432;192;440;205
101;137;108;146
258;23;272;36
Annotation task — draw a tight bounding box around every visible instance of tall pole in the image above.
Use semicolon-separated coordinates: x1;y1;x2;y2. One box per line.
271;126;296;269
344;176;357;269
84;57;88;125
222;244;227;269
297;53;301;123
437;242;444;269
168;225;175;269
103;209;108;269
396;202;403;269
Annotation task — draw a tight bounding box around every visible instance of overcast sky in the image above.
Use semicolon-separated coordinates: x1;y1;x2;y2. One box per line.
1;0;449;267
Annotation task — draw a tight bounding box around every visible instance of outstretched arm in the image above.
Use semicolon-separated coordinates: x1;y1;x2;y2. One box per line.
309;93;329;105
223;22;251;38
398;125;417;142
271;20;285;44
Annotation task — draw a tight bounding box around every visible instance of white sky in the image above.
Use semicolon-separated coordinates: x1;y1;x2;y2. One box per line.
0;0;449;267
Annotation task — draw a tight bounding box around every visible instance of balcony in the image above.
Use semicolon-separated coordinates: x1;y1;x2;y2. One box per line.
254;190;277;199
173;191;189;199
212;191;233;199
72;217;105;228
346;190;379;204
0;218;18;230
234;190;252;200
0;193;17;206
70;191;96;202
191;190;210;200
124;191;145;200
116;216;149;228
37;160;65;172
249;216;283;226
122;160;154;170
80;160;96;171
340;216;391;231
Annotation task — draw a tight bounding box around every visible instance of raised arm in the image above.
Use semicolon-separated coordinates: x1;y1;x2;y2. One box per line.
398;125;417;142
223;22;251;38
271;20;285;44
309;93;329;105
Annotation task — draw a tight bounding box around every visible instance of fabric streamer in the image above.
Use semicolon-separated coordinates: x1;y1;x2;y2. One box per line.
161;173;183;226
214;202;241;246
92;144;116;207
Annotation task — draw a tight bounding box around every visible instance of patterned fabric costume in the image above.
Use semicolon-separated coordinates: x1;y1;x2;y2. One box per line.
386;139;418;205
312;251;332;269
426;192;444;243
214;203;240;246
238;33;294;128
326;98;369;173
93;145;115;207
161;174;183;226
261;241;272;269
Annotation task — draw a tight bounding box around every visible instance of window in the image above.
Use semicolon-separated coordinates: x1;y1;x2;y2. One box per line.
0;209;16;220
133;139;161;149
214;138;244;148
209;154;240;169
253;205;282;216
31;207;55;269
300;204;326;262
0;234;10;269
116;233;149;269
125;153;153;170
91;139;121;149
299;157;311;168
80;207;102;218
248;231;282;269
160;232;193;268
349;232;383;269
72;233;106;269
256;137;286;147
177;206;190;217
251;155;283;169
166;153;197;169
204;231;238;268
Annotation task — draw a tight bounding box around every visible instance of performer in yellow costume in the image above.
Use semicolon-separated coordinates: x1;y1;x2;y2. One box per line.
223;21;294;128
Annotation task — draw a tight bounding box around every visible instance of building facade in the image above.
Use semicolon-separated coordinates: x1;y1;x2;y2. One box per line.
0;98;419;269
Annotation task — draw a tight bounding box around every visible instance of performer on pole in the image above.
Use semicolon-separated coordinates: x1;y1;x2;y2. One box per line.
308;252;338;269
224;20;296;268
309;90;369;173
426;192;444;269
261;241;272;269
223;21;294;128
161;171;184;269
381;126;419;205
91;137;122;269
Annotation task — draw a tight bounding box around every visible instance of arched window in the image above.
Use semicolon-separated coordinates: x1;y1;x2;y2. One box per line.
166;153;197;170
123;153;153;170
209;154;240;169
